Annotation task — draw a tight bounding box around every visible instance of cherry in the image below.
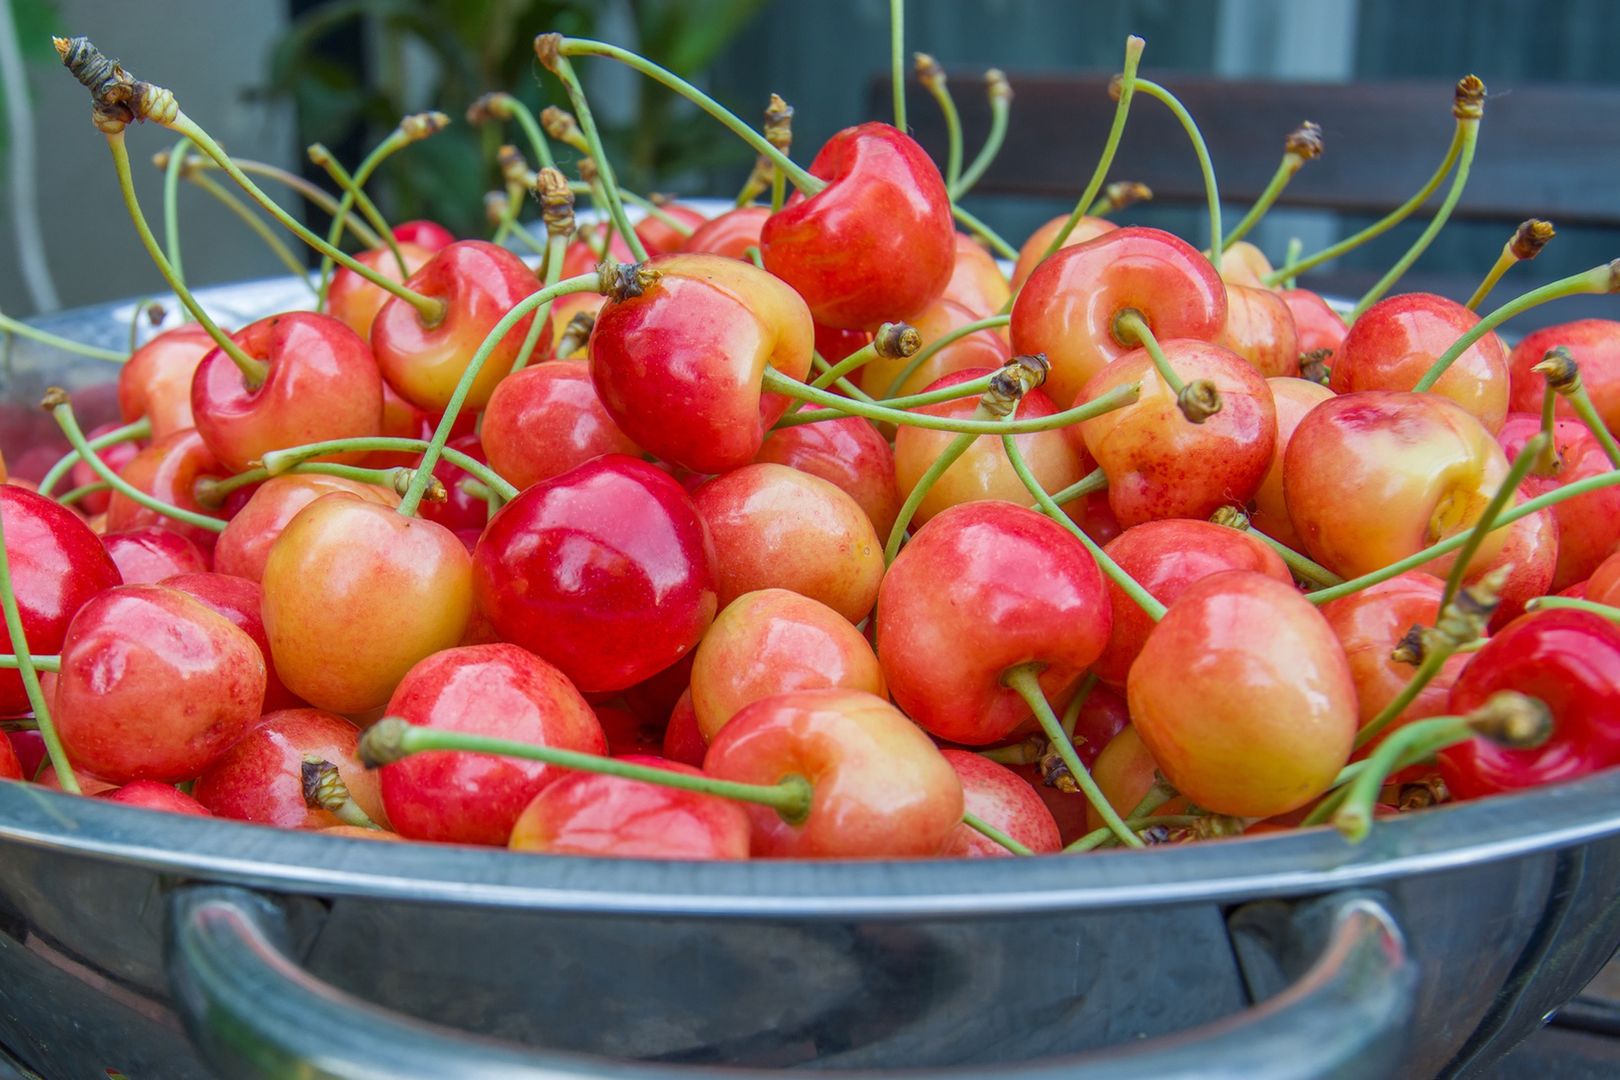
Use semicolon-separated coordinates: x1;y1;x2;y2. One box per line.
193;708;385;829
761;123;955;329
55;584;265;783
680;205;768;260
391;219;455;251
102;526;208;584
940;233;1011;317
754;406;902;537
939;750;1060;857
1507;320;1620;433
105;429;227;551
634;202;708;255
703;688;964;858
1249;376;1335;551
472;455;717;694
101;780;211;816
118;324;216;441
1009;214;1116;293
813;323;872;365
164;571;300;711
858;298;1010;398
214;474;397;583
618;650;696;728
589;253;814;475
1085;725;1189;834
1214;283;1300;378
1011;226;1226;408
37;763;116;796
1588;550;1620;606
876;501;1110;745
1332;293;1510;433
1128;570;1355;818
328;241;434;339
0;484;122;716
262;493;473;715
509;754;751;860
6;731;42;781
1440;609;1620;797
66;422;141;516
371;240;547;413
0;733;19;781
480;361;641;491
1280;289;1348;360
691;589;884;742
1497;413;1620;591
594;704;665;759
692;463;883;623
1092;519;1290;688
378;643;606;846
1218;242;1275;289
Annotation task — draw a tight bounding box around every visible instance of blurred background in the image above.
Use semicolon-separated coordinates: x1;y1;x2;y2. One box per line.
1;0;1617;319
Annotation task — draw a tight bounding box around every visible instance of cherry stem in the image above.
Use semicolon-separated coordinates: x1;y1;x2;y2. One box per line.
886;431;974;564
55;481;111;507
301;756;382;830
915;54;961;191
511;232;569;374
1350;119;1480;318
1132;79;1222;262
1066;814;1199;853
1113;310;1186;394
802;353;875;404
259;437;517;502
1334;714;1475;841
1280;236;1303;289
1536;382;1563;476
1212;508;1343;589
187;171;318;293
810;343;884;392
1038;37;1143;265
195;462;431;511
542;55;649;264
0;310;126;364
576;183;697;238
107;130;267;386
359;717;815;823
161;137;191;302
187;157;385;249
1354;643;1455;751
0;654;59;671
1535;348;1620;470
889;0;907;130
1223;146;1310;253
478;93;558;171
1527;596;1620;622
1049;467;1108;508
1003;663;1143;849
951;203;1018;261
1413;263;1619;393
1059;672;1097;741
38;416;150;497
761;368;1139;435
880;314;1011;399
0;505;77;794
1263;123;1465;288
46;393;224;534
952;70;1010;199
1002;433;1167;621
1440;433;1546;611
396;272;602;517
961;811;1032;855
310;140;408;292
1466;248;1518;313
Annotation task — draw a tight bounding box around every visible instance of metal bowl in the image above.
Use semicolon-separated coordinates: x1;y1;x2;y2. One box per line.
1;280;1617;1080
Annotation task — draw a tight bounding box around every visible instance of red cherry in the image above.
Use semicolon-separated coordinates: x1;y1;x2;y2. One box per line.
480;361;641;491
102;526;208;584
1588;550;1620;606
1498;412;1620;591
589;253;814;475
473;455;718;694
704;688;964;858
1250;377;1335;551
105;429;227;551
391;219;455;252
681;205;768;260
876;501;1111;745
662;689;705;768
634;202;708;255
594;704;665;758
510;754;751;860
754;405;901;538
379;643;607;846
101;780;211;816
618;650;696;727
214;474;397;583
813;322;872;365
55;584;266;783
0;484;122;715
0;732;20;781
118;324;215;441
761;123;954;330
939;749;1060;857
6;731;42;781
194;708;384;829
328;242;434;340
371;240;547;413
1280;289;1348;359
1215;283;1300;378
1011;226;1227;408
1441;610;1620;798
163;571;300;712
1010;214;1116;293
1507;320;1620;433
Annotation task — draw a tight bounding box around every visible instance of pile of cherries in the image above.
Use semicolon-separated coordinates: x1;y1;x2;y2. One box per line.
4;19;1619;863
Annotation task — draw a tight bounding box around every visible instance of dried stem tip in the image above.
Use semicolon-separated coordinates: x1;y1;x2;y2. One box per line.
979;354;1050;420
763;93;794;151
1390;623;1427;666
1210;506;1251;531
1037;747;1078;793
357;718;411;768
483;190;511;227
985;68;1013;104
1466;690;1553;748
1177;380;1223;424
537;167;575;236
56;35;176;132
872;322;921;360
1533;346;1582;395
466;92;510;126
534;32;564;73
497;144;533;186
541;106;588;153
1510;219;1555;261
40;386;71;412
1285;121;1324;161
1100;180;1153;212
598;261;661;303
914;52;946;90
301;756;357;813
555;310;596;358
1453;75;1486;120
1299;348;1333;386
399;111;450;142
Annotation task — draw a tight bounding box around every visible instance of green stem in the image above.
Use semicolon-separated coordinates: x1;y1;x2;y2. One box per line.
38;416;151;497
886;432;975;563
1133;79;1221;262
952;71;1010;198
961;811;1032;855
1250;527;1344;589
188;172;318;292
0;654;59;671
1041;36;1143;261
951;203;1018;261
1222;155;1295;252
803;352;876;403
502;95;559;170
1281;236;1302;289
396;273;602;517
878;374;997;411
194;461;417;511
545;55;648;263
55;481;110;507
0;311;126;364
1465;246;1516;312
1567;381;1620;469
1440;434;1546;610
920;62;962;190
1049;467;1107;507
1354;644;1454;750
191;158;385;248
1335;714;1472;841
881;314;1010;399
1527;596;1620;621
1065;815;1199;853
260;437;517;501
47;397;224;533
1059;672;1097;742
889;0;907;131
512;232;568;374
161;137;191;305
0;507;77;793
313;147;406;273
811;340;885;391
1004;663;1142;848
1114;310;1186;394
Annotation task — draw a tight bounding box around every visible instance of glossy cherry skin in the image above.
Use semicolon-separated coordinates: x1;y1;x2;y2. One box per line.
691;589;885;742
1215;283;1300;378
480;361;641;491
1218;241;1274;289
371;240;546;413
1440;610;1620;798
55;584;265;783
263;494;473;715
1473;505;1557;631
510;754;751;860
704;688;964;858
100;780;211;816
755;406;902;538
328;242;434;340
101;526;207;584
106;429;227;551
379;643;607;846
590;253;814;475
681;205;769;260
1280;289;1348;359
1250;377;1335;551
1085;725;1190;834
1513;321;1620;435
662;689;706;767
392;219;455;251
876;501;1111;745
1129;570;1356;818
0;485;122;715
1080;339;1277;528
192;312;383;473
939;750;1061;857
473;455;718;694
942;234;1012;317
1332;293;1509;433
857;297;1011;399
214;475;397;583
67;422;141;516
693;464;883;622
892;368;1088;528
1093;520;1291;688
1011;227;1227;408
1497;413;1620;590
1009;214;1116;293
193;708;384;829
1285;391;1514;581
119;324;216;441
761;123;954;329
635;203;709;256
164;571;299;712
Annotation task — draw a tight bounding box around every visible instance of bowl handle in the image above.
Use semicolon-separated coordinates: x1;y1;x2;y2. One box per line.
166;884;1415;1080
